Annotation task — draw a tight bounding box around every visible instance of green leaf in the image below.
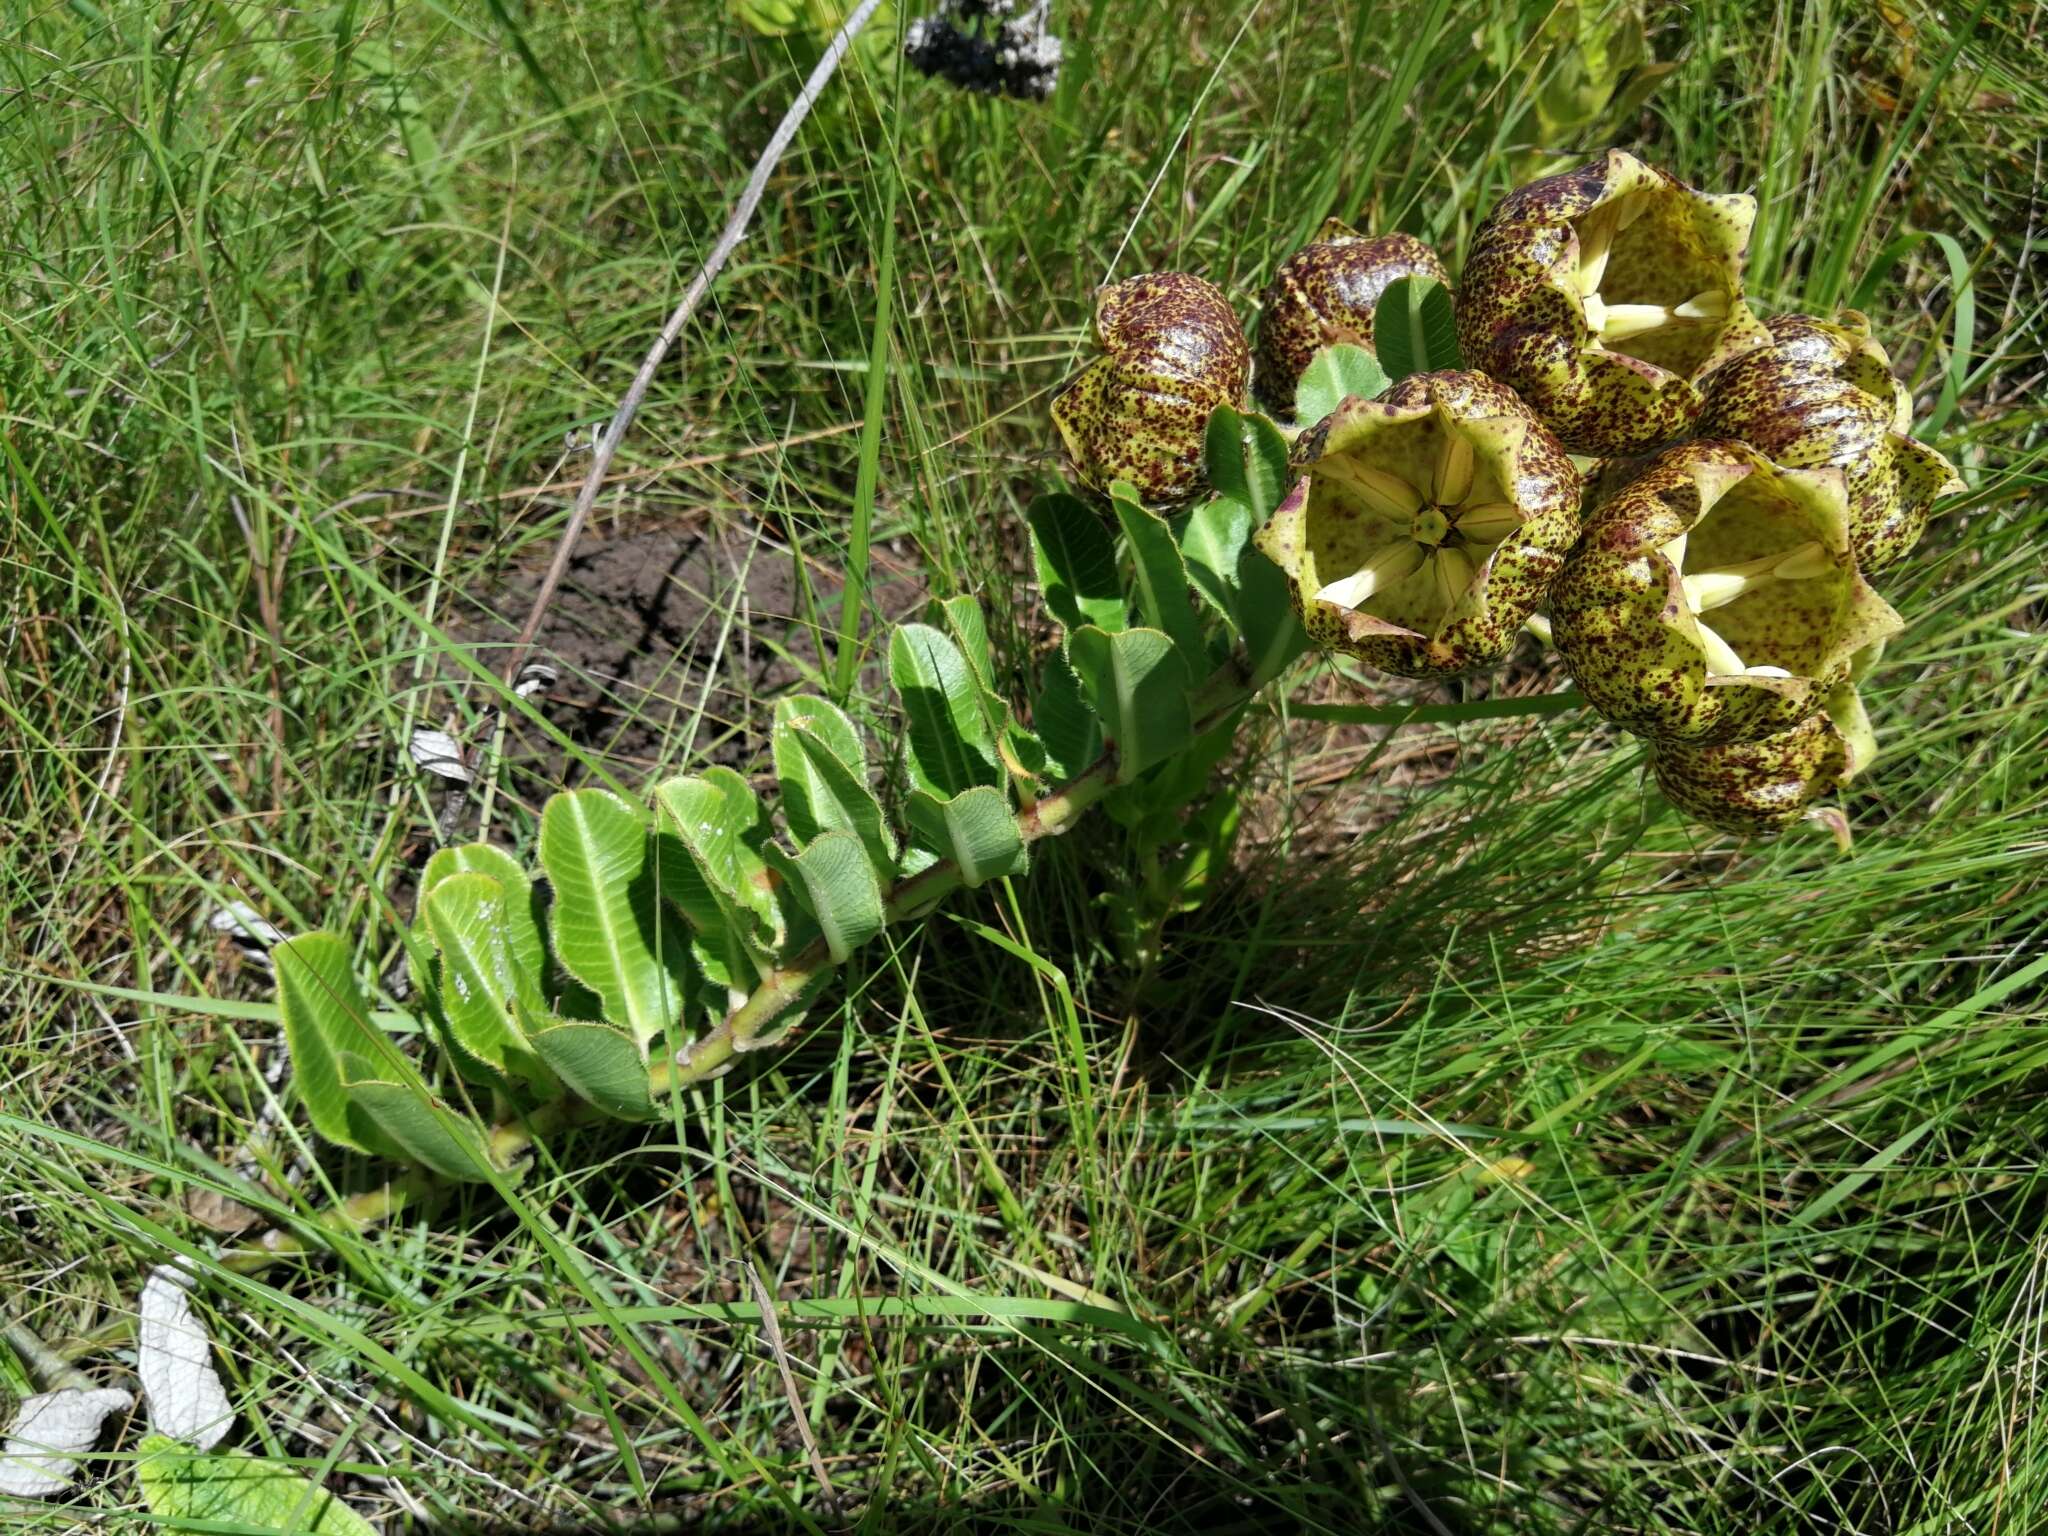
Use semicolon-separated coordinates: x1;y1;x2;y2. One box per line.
1032;650;1103;782
647;827;761;1030
335;1054;496;1182
907;785;1028;888
527;1015;655;1121
1180;494;1255;627
1027;492;1125;632
274;933;398;1158
1240;548;1312;689
772;695;896;873
420;840;527;898
1244;414;1292;519
1065;625;1195;783
137;1436;378;1535
652;768;784;950
940;595;997;692
943;595;1051;787
889;623;999;797
1203;404;1252;507
422;872;555;1092
1373;275;1461;381
538;790;688;1052
786;831;886;964
1110;487;1208;665
1295;343;1389;425
407;843;544;1056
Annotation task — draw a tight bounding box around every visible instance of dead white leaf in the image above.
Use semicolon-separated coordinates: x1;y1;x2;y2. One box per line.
514;662;558;701
208;902;285;948
0;1386;131;1498
407;728;472;783
137;1267;233;1451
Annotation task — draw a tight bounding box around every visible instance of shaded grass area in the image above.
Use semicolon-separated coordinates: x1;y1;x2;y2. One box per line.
3;0;2045;1531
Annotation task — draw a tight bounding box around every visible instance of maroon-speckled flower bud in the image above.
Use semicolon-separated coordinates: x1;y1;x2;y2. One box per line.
1252;221;1450;413
1649;674;1876;836
1051;272;1250;508
1697;310;1966;572
1251;369;1582;678
1550;439;1902;745
1457;149;1771;456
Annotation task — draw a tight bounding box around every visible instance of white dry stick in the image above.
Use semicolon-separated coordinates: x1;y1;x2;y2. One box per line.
137;1266;234;1452
740;1263;835;1497
0;1388;133;1498
496;0;888;693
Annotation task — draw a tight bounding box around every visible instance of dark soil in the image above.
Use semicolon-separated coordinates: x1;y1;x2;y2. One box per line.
446;514;929;802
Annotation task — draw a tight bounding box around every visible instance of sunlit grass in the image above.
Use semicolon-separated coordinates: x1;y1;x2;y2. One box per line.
3;1;2045;1531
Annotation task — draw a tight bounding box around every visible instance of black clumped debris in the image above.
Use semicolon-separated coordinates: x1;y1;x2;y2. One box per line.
904;0;1063;101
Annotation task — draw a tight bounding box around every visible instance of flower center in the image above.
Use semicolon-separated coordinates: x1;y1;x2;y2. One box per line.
1310;420;1526;626
1662;532;1832;676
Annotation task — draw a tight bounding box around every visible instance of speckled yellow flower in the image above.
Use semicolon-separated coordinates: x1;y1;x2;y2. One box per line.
1252;221;1449;414
1698;311;1966;572
1457;149;1771;455
1051;272;1249;508
1650;674;1876;836
1551;440;1902;745
1252;369;1581;678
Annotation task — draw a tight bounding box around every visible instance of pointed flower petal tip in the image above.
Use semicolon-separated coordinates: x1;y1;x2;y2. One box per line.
1455;148;1770;457
1252;225;1450;413
1650;693;1863;838
1699;310;1966;572
1254;369;1582;679
1051;271;1249;509
1550;439;1900;746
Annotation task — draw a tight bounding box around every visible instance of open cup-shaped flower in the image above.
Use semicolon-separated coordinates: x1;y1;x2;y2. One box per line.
1252;370;1582;678
1252;220;1449;413
1551;440;1903;745
1457;148;1771;456
1698;311;1966;572
1051;271;1250;508
1650;676;1876;836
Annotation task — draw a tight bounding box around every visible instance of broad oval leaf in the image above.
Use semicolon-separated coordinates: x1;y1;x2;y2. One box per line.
335;1054;497;1182
1295;343;1389;426
652;768;784;951
1372;274;1462;381
420;840;527;898
889;624;999;798
423;872;555;1093
539;790;689;1052
137;1435;378;1536
1110;487;1209;666
1180;494;1255;627
274;933;399;1158
1203;404;1252;509
786;831;885;964
528;1016;655;1121
772;695;896;873
1065;625;1195;783
1030;651;1104;783
1239;530;1313;690
1027;493;1125;632
907;786;1028;889
1205;408;1289;519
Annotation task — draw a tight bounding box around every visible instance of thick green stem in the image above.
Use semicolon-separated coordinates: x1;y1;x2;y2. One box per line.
223;658;1260;1272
